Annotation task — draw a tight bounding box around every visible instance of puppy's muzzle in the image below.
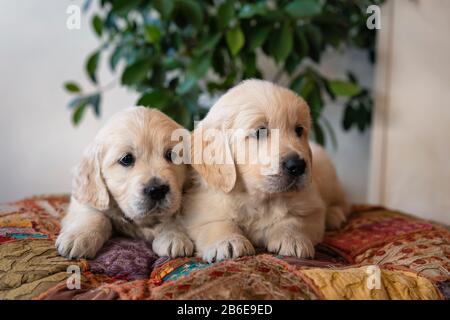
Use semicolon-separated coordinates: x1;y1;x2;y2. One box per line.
282;153;306;177
143;178;170;202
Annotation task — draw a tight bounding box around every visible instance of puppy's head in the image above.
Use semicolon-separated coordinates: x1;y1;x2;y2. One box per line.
73;107;187;221
192;79;312;196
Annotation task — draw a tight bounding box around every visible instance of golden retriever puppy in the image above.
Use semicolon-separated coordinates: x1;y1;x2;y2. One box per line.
56;107;193;259
182;80;349;262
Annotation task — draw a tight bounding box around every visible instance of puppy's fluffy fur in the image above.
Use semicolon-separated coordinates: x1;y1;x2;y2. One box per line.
182;80;349;262
56;107;193;259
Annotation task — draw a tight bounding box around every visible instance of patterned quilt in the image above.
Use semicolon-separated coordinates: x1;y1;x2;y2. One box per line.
0;195;448;300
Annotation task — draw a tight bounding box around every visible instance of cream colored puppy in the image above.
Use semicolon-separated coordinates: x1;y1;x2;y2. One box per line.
56;107;193;259
183;80;349;262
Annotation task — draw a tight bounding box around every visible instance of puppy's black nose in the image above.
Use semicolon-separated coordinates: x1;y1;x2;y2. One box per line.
144;183;170;201
282;154;307;177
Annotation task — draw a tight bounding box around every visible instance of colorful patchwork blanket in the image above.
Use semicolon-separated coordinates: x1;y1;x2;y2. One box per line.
0;195;448;300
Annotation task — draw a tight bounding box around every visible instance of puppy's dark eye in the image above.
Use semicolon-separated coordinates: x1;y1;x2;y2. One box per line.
252;127;268;139
165;148;175;163
295;126;304;138
119;153;135;167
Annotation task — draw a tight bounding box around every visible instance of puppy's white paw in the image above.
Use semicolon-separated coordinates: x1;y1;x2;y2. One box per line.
202;235;255;263
267;234;315;258
325;206;347;230
56;229;107;259
152;232;194;258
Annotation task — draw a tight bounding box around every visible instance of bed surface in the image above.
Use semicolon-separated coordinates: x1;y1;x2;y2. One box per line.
0;195;448;300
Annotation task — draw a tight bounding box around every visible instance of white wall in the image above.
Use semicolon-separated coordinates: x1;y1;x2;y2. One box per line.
370;0;450;224
320;49;374;203
0;0;137;202
0;0;372;203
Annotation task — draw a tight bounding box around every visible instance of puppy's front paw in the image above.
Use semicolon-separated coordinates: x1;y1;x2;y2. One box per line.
267;234;315;258
325;207;347;230
56;229;107;259
202;235;255;263
152;232;194;258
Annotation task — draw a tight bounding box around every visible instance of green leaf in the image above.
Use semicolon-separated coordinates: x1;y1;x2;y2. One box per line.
291;73;318;102
149;65;165;87
64;82;81;93
193;33;222;56
72;104;87;126
313;122;325;146
217;0;235;30
293;73;324;122
70;96;89;125
86;51;100;83
226;26;245;56
144;25;161;44
181;96;196;116
295;28;309;59
212;48;227;76
305;25;323;62
68;96;85;109
347;71;357;83
92;15;103;37
290;74;305;93
308;84;324;120
273;22;293;62
322;76;336;101
104;10;117;30
329;80;361;97
239;2;267;18
111;0;142;15
164;100;192;129
110;45;124;71
300;76;315;98
154;0;174;20
188;54;211;78
343;105;355;131
242;52;258;78
305;25;323;51
162;56;183;70
285;0;322;18
174;0;203;28
121;59;152;86
285;53;299;75
248;25;270;51
176;54;211;95
89;94;101;116
264;9;284;21
356;106;367;132
69;94;101;118
137;90;171;108
176;75;197;95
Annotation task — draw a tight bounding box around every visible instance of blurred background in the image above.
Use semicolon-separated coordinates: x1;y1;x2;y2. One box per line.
0;0;449;224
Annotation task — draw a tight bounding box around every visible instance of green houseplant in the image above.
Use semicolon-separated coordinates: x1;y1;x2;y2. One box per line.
64;0;383;146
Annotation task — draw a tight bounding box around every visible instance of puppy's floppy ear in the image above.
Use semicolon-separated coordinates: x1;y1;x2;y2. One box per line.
191;127;236;193
72;143;109;210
